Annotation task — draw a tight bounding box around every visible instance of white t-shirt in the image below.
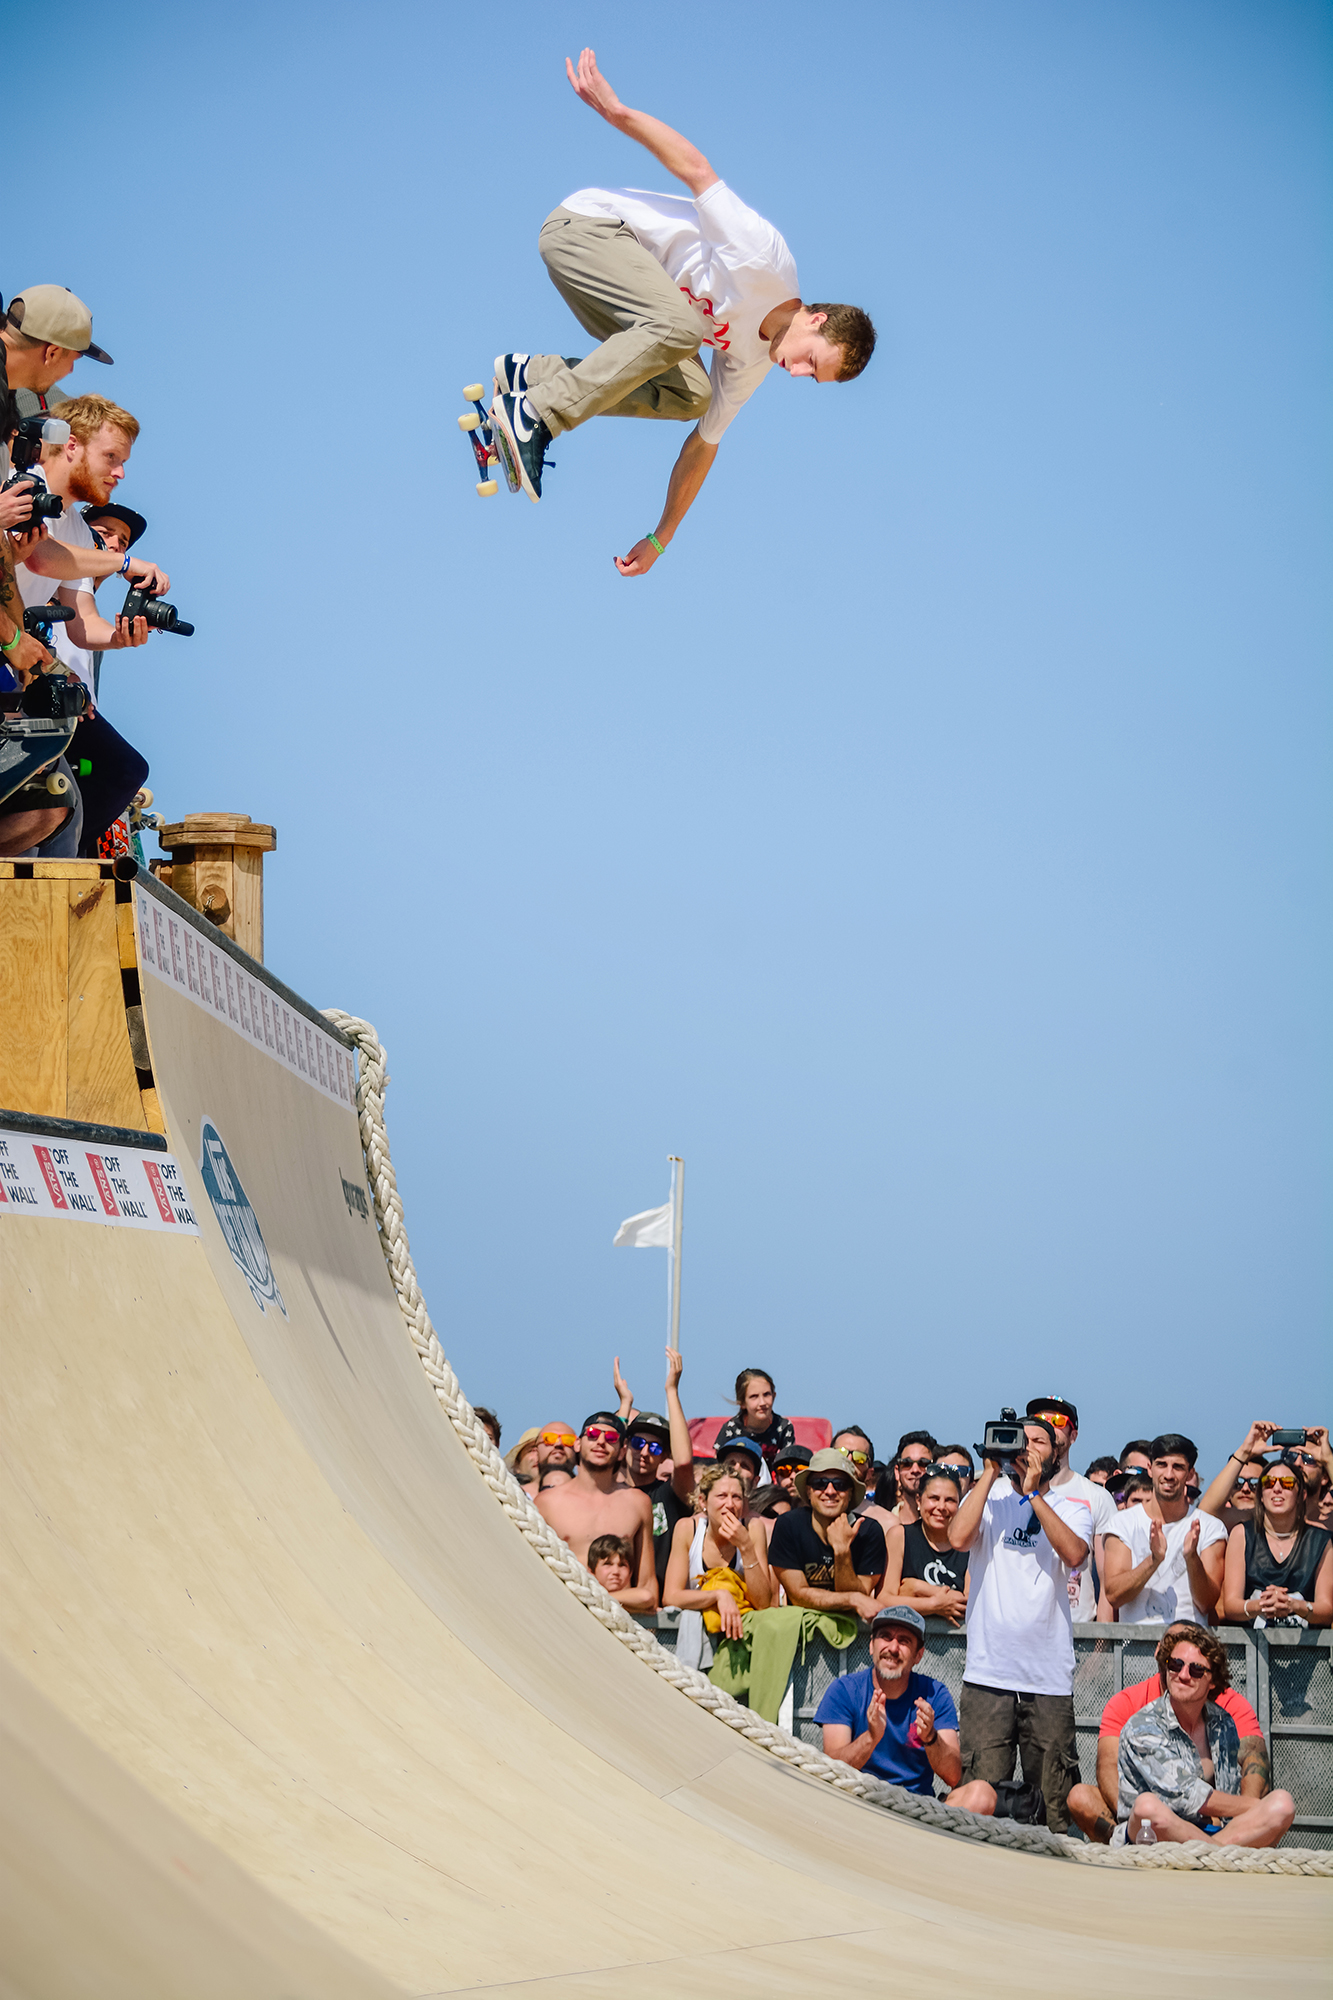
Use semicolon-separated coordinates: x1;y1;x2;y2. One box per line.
1052;1469;1118;1620
560;181;799;445
1106;1507;1228;1626
15;475;98;687
963;1485;1093;1696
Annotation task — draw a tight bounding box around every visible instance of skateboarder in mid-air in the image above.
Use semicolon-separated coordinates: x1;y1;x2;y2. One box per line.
489;48;876;577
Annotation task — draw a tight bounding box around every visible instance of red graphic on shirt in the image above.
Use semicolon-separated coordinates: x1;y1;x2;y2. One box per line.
86;1153;120;1217
142;1160;175;1224
679;285;731;350
33;1146;68;1210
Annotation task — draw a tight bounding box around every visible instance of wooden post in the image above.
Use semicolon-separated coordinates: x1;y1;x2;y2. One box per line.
154;813;277;963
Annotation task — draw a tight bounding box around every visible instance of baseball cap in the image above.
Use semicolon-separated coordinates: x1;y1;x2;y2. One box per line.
580;1411;626;1439
626;1411;670;1444
716;1435;765;1470
83;503;147;549
772;1443;813;1470
794;1446;865;1504
6;287;113;364
1026;1394;1078;1427
870;1605;926;1641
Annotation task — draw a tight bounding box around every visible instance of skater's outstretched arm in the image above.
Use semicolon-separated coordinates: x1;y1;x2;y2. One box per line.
615;428;717;577
566;49;719;198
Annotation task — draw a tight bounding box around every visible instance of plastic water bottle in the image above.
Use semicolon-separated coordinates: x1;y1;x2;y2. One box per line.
1135;1819;1157;1845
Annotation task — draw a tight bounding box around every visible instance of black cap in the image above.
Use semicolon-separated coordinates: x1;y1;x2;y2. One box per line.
82;502;147;549
772;1443;813;1469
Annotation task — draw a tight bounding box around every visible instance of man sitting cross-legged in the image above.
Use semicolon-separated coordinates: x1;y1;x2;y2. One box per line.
766;1448;886;1623
818;1605;995;1814
1067;1618;1270;1844
536;1412;658;1611
1111;1624;1293;1849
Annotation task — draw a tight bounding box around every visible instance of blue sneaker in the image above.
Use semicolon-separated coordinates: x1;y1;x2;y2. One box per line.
489;391;552;503
493;352;531;397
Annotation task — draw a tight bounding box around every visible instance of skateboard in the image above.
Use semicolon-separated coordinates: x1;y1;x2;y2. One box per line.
457;383;520;498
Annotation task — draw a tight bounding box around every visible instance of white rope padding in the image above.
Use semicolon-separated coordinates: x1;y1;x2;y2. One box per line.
325;1010;1331;1877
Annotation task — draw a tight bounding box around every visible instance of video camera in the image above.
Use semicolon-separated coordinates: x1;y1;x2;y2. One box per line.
120;585;194;636
975;1408;1028;1462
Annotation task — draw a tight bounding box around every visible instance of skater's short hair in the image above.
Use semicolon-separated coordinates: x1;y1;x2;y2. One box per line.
808;303;876;380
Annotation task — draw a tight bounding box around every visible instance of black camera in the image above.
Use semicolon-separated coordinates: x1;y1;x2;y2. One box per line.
23;604;74;639
975;1407;1028;1461
120;586;194;636
9;412;70;476
1270;1429;1307;1448
19;671;88;720
3;470;64;529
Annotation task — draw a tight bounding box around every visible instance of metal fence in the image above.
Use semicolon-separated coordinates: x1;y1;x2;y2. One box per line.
641;1613;1332;1848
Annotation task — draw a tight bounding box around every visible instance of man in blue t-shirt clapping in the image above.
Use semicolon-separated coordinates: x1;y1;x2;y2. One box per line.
815;1606;997;1814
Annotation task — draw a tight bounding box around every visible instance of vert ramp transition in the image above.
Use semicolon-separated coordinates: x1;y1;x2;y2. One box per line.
1;870;1327;1996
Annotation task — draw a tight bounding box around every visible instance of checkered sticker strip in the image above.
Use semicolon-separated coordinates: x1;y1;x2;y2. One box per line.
0;1128;199;1233
135;886;354;1108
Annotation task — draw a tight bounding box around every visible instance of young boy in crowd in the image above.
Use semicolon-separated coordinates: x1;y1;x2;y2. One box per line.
587;1534;635;1596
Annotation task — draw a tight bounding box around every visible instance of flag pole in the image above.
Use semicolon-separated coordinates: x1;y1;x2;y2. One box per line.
668;1155;684;1351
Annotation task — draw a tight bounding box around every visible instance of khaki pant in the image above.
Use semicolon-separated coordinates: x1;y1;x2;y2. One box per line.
523;207;713;437
958;1682;1079;1833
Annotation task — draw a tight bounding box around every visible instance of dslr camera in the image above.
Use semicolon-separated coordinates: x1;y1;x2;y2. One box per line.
975;1407;1028;1462
120;586;194;636
2;415;70;530
15;605;88;719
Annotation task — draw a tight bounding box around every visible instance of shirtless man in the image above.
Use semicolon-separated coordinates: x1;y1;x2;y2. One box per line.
488;48;876;570
536;1412;658;1612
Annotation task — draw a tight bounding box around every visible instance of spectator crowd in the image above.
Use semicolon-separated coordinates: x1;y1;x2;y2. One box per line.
474;1366;1330;1850
2;282;182;860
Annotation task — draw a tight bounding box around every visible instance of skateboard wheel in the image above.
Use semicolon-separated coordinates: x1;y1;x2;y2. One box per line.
462;382;486;401
476;479;499;497
458;413;481;431
45;771;71;796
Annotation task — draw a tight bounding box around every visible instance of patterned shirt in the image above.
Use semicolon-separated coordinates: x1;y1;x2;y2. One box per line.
1116;1691;1241;1826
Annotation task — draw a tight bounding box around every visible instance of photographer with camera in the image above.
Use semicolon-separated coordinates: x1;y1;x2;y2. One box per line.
8;395;173;856
947;1412;1091;1831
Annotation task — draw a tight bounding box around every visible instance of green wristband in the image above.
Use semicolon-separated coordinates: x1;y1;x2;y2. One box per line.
0;627;21;655
646;532;665;557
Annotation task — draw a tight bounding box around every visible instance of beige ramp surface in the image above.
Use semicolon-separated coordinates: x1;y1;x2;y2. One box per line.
0;873;1327;1995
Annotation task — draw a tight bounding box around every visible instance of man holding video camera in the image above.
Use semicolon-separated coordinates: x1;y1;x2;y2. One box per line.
948;1414;1092;1831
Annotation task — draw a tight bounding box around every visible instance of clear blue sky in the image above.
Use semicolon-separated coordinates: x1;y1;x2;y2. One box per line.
12;1;1329;1475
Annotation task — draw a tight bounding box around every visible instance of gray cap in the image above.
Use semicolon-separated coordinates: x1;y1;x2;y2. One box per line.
627;1411;670;1444
870;1604;926;1641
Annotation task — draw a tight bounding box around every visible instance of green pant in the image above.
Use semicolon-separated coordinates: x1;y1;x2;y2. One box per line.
707;1607;859;1723
523;207;713;437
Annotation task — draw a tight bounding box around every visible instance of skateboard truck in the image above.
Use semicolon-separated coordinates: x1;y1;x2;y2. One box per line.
458;385;502;497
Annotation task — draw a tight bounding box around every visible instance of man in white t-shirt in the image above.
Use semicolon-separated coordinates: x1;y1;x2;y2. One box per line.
949;1419;1092;1832
1026;1394;1117;1621
488;49;875;573
1102;1433;1227;1626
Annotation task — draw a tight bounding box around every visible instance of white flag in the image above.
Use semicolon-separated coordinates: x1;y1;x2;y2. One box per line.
613;1200;672;1248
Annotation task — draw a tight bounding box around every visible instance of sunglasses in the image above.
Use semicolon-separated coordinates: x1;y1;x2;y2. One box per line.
1234;1477;1259;1492
538;1430;577;1447
1292;1452;1318;1466
1165;1656;1210;1682
1261;1473;1297;1490
923;1462;963;1483
837;1446;871;1468
897;1455;932;1470
807;1474;854;1494
1034;1411;1073;1430
583;1425;622;1446
628;1434;666;1456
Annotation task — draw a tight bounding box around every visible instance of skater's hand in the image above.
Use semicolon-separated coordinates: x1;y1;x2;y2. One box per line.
565;48;625;127
614;535;660;578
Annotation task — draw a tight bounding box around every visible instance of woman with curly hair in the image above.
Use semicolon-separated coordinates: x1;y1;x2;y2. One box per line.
1114;1624;1294;1848
664;1464;772;1668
